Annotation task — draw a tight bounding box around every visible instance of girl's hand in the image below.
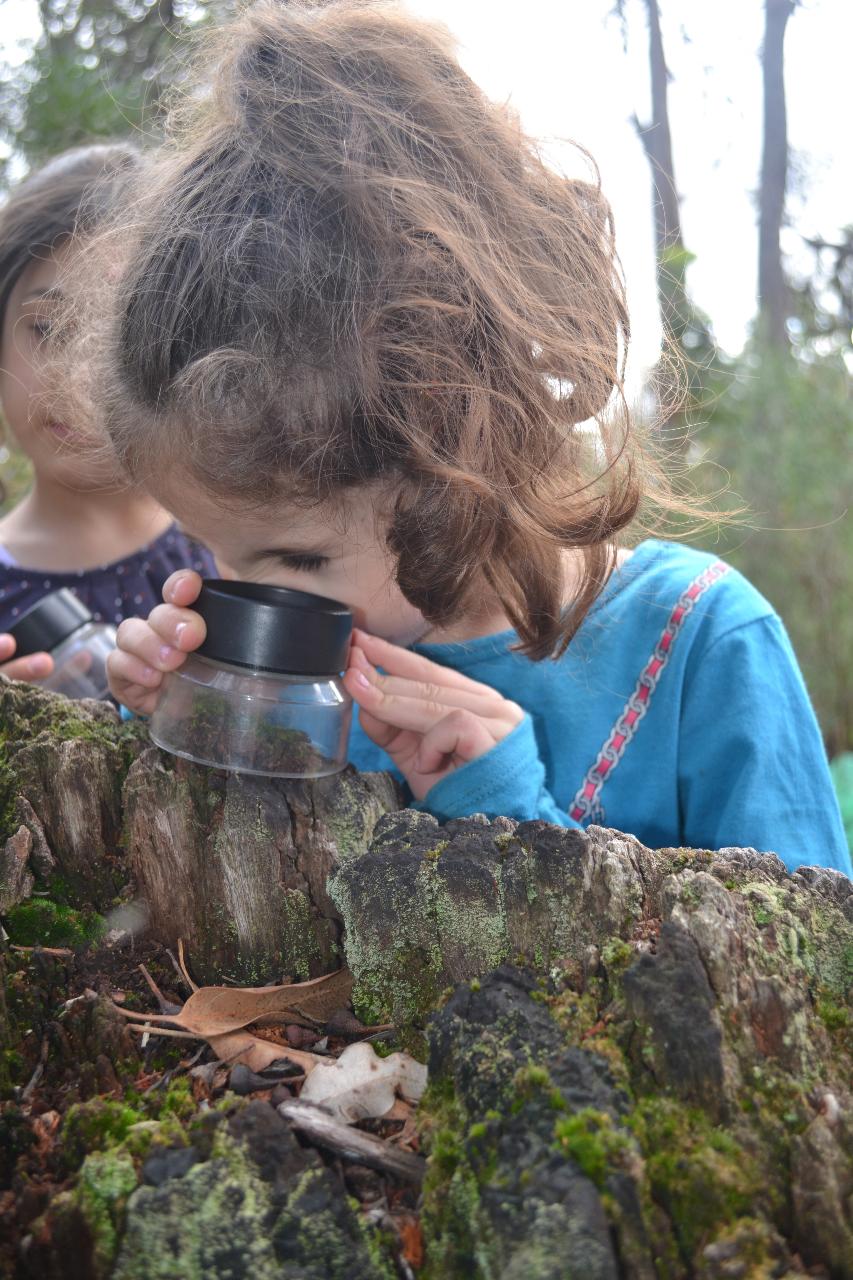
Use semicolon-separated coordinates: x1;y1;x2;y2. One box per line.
106;570;207;714
0;634;54;682
343;628;524;801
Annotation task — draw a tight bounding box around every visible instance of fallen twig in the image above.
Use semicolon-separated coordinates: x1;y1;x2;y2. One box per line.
177;939;199;992
138;963;181;1015
11;945;73;958
277;1100;426;1185
20;1037;49;1103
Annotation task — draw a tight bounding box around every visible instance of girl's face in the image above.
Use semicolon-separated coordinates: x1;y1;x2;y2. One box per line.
163;481;432;645
0;239;121;491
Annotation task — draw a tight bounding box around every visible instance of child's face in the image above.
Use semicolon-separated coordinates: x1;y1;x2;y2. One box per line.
0;239;121;491
165;481;432;645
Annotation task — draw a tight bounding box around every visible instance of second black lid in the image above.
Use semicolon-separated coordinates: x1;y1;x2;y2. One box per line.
195;580;352;675
8;588;93;657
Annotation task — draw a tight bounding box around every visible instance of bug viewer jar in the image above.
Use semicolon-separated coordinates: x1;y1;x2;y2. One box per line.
148;580;354;778
8;588;116;701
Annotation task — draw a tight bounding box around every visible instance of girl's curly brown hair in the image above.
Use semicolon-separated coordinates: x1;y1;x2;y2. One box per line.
100;0;686;657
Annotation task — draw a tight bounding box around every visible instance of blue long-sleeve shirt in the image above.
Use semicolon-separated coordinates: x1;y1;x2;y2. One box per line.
349;539;851;876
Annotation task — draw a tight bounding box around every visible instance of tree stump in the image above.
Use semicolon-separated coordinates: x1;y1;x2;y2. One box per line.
1;678;852;1276
0;679;401;984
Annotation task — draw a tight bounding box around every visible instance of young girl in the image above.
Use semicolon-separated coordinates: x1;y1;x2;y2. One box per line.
0;145;215;681
100;1;848;877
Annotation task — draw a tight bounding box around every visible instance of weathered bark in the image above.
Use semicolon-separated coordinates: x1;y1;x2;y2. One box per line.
758;0;796;348
0;678;400;984
123;747;401;982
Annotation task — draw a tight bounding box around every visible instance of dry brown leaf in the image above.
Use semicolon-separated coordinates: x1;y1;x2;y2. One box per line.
207;1030;321;1075
397;1215;425;1268
113;968;353;1037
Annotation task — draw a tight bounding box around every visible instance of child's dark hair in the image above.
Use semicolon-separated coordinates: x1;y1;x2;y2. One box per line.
0;144;140;329
102;0;683;658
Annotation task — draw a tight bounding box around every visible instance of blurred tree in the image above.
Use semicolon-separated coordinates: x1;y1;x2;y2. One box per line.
0;0;234;177
757;0;796;349
791;226;853;360
612;0;718;437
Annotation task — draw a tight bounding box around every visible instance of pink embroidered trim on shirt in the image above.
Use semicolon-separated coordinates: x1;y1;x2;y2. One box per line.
568;559;732;823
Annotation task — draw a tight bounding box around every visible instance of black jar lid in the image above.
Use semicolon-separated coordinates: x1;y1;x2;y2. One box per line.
195;580;352;675
8;588;93;657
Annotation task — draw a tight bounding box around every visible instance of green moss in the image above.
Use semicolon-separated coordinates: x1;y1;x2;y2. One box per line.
816;994;850;1033
74;1149;138;1276
601;937;633;974
629;1097;763;1260
419;1085;485;1280
552;1108;631;1188
156;1077;197;1123
62;1099;146;1168
6;898;106;948
512;1063;551;1110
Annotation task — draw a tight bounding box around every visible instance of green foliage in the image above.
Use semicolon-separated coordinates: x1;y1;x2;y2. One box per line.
692;349;853;755
0;0;236;175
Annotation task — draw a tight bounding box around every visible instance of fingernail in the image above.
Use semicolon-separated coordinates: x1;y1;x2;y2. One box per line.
353;671;371;690
159;645;175;663
175;622;187;644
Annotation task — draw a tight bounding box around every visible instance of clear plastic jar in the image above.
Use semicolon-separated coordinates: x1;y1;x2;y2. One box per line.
151;654;351;777
148;581;353;778
8;589;116;701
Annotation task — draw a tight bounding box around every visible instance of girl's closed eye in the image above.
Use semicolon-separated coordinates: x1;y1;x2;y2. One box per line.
274;552;328;572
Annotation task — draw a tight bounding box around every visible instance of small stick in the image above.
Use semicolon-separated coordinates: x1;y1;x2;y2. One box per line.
177;939;199;992
165;948;193;994
11;945;73;958
127;1024;199;1040
138;963;180;1014
277;1100;426;1185
112;1005;186;1027
20;1037;49;1103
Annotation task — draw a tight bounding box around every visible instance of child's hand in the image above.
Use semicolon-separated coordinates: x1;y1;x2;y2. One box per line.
0;634;54;682
344;628;524;801
106;570;207;714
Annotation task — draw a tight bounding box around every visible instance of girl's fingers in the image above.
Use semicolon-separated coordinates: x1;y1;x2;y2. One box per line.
146;603;207;651
162;569;204;607
415;710;497;774
351;629;491;695
114;616;195;672
355;705;415;754
0;634;15;661
0;652;55;681
349;645;508;716
346;666;511;739
106;648;161;690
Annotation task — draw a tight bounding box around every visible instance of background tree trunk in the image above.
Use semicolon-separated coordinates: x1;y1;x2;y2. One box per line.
758;0;796;348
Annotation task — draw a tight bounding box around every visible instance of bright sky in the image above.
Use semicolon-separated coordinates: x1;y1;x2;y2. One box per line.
1;0;849;387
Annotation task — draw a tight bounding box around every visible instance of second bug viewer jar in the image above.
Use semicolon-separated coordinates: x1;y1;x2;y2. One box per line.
8;588;116;701
148;581;353;778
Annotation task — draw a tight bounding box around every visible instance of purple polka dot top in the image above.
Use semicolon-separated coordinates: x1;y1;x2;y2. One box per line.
0;524;217;633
